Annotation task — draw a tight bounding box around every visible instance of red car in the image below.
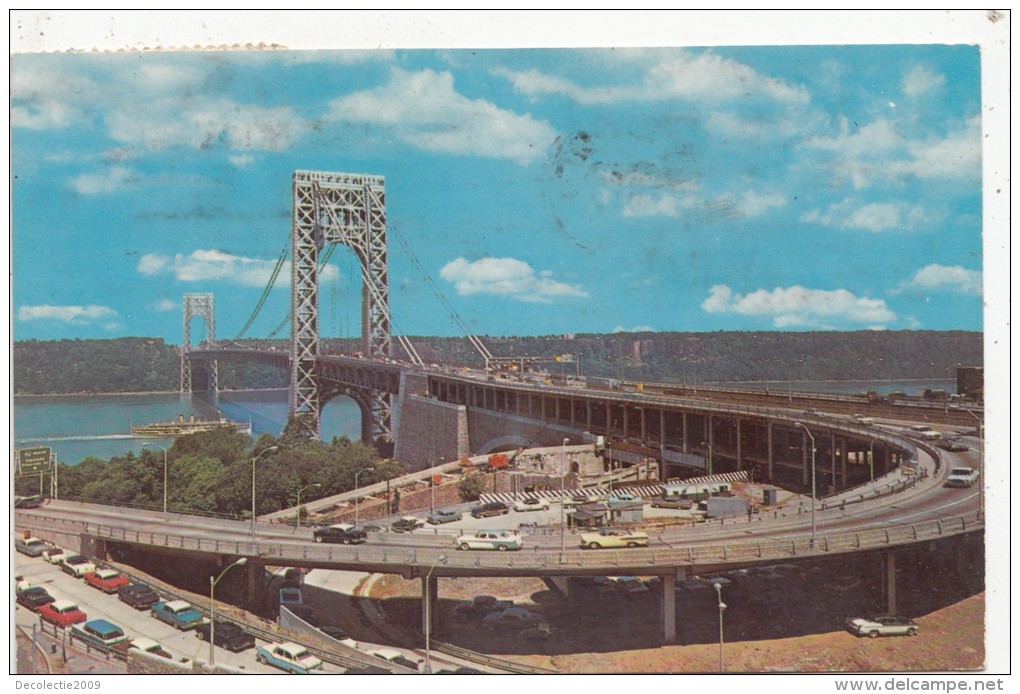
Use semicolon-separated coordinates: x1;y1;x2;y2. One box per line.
84;568;130;594
39;599;87;628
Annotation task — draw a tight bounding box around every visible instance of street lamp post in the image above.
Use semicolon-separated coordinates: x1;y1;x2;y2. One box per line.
795;422;817;545
142;443;169;514
560;438;570;553
424;554;447;674
701;442;713;476
964;409;984;517
714;582;727;673
209;557;247;667
296;483;321;528
869;439;879;483
251;446;279;542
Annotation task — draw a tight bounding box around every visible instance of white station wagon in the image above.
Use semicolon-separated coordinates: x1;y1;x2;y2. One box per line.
455;530;524;551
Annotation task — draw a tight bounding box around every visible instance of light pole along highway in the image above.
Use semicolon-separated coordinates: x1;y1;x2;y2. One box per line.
209;557;247;667
296;483;321;528
795;422;818;546
251;446;278;542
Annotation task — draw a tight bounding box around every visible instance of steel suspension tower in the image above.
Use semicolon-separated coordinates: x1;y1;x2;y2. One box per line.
291;170;391;441
180;292;218;393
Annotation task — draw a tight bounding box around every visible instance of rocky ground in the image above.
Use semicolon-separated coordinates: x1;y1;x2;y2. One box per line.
368;534;985;674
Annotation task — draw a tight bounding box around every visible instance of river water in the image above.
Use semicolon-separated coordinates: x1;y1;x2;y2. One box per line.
13;378;955;466
12;389;361;465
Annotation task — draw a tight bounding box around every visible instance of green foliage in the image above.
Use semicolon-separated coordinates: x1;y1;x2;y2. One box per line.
457;474;487;502
56;424;388;517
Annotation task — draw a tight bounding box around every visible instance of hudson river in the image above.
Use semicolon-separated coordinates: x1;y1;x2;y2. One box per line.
12;389;361;465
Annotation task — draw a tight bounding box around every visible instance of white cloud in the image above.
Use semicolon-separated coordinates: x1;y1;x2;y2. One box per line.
802;198;925;233
903;64;945;98
329;68;556;164
107;100;303;152
18;304;118;324
894;264;982;296
613;325;655;333
735;190;787;217
803;116;980;188
152;299;178;312
496;50;809;106
228;154;254;168
70;166;136;195
623;193;681;218
138;249;337;287
702;284;896;328
439;257;587;304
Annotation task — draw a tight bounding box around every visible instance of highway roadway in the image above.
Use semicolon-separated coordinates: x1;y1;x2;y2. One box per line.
14;436;981;580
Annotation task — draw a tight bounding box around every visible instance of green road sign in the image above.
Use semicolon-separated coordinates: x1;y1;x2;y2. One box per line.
18;447;52;475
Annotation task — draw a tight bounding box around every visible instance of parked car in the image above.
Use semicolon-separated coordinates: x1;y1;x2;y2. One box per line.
15;572;30;593
513;497;550;512
279;586;304;607
70;619;128;650
945;466;980;488
936;439;969;452
482;607;543;630
613;576;650;596
60;554;97;578
579;528;650;549
471;501;510;518
39;599;88;627
16;586;55;612
391;516;425;533
453;595;514;620
16;536;50;557
650;497;693;510
85;568;130;594
256;642;323;674
313;523;368;544
118;583;160;610
427;508;463;525
564;494;594;508
42;547;66;564
846;615;919;638
150;600;204;630
194;620;255;651
15;494;44;509
608;493;640;503
370;648;422;671
455;530;524;551
128;637;172;659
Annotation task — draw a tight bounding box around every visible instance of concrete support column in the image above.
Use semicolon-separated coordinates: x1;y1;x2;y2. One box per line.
659;410;666;449
736;419;743;470
662;574;677;643
640;407;647;443
246;561;257;604
682;412;688;453
622;406;629;440
570;398;576;427
554;397;560;422
840;437;848;487
802;430;809;486
884;551;897;615
767;422;774;480
421;575;439;635
830;433;837;495
586;400;592;432
707;415;714;459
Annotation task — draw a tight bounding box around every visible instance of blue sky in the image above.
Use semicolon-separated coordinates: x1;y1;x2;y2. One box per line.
11;43;985;344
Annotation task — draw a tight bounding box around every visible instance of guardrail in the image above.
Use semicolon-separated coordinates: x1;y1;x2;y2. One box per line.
435;642;558;674
17;508;982;576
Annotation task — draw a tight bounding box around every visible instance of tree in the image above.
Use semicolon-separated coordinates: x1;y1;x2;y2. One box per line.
458;474;487;502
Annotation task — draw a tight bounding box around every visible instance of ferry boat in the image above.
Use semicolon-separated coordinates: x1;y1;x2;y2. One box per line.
130;414;252;438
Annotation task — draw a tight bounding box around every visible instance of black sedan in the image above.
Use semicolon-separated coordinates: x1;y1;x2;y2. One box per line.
313;523;368;544
16;586;55;612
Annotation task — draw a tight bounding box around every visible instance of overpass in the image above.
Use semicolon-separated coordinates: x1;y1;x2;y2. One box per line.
15;432;982;645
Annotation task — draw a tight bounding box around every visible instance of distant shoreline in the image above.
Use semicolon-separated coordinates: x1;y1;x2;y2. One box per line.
13;387;286;399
